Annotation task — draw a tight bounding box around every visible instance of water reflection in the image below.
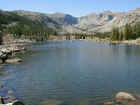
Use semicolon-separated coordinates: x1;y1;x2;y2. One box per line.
0;41;140;105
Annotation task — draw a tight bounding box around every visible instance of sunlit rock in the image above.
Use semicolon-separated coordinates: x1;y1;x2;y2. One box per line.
6;58;22;63
115;92;136;101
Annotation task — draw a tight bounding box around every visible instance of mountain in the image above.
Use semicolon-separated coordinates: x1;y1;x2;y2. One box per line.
0;10;57;41
2;8;140;34
74;9;140;33
47;12;78;25
13;10;59;29
13;11;78;32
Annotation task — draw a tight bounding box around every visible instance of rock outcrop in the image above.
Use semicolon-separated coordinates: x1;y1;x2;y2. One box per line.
0;45;24;64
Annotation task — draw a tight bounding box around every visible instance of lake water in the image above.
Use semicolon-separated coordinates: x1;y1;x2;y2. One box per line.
1;41;140;105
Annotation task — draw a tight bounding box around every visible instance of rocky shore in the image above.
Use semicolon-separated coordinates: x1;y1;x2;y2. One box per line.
0;34;32;65
0;44;25;64
0;39;31;105
0;36;33;71
86;37;140;46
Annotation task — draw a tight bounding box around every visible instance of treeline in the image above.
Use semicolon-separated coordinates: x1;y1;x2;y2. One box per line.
64;33;95;40
0;11;57;42
64;32;112;40
111;24;140;41
4;23;57;41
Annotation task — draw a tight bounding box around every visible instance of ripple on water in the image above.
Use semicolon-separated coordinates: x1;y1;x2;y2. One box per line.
1;41;140;105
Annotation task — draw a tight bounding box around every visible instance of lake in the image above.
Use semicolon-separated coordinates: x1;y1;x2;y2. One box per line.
1;41;140;105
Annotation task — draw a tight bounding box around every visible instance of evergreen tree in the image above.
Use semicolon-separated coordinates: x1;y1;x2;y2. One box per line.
111;27;120;40
123;24;133;40
119;30;123;41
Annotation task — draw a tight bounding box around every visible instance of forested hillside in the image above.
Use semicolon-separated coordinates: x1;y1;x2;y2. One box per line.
0;10;57;42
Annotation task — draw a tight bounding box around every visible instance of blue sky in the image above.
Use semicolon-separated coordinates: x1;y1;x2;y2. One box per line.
0;0;140;16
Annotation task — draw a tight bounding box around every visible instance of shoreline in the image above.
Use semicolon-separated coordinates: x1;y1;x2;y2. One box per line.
83;37;140;46
45;35;140;46
1;37;140;66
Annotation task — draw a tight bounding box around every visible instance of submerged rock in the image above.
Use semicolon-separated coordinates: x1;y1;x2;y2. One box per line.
115;92;136;101
40;100;63;105
104;92;140;105
78;99;105;105
104;101;115;105
8;90;14;95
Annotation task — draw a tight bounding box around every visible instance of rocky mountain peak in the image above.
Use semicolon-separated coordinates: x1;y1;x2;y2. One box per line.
47;13;78;25
12;8;140;33
128;8;140;14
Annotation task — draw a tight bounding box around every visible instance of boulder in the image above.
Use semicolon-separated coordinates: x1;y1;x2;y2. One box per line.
8;90;14;95
115;92;136;101
11;100;25;105
104;92;140;105
136;38;140;43
6;58;22;63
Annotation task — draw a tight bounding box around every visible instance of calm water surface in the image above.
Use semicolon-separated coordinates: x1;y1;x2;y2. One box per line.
1;41;140;105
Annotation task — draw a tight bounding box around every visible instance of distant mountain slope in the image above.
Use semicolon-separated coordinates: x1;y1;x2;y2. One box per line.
0;10;57;41
13;11;78;30
13;10;59;29
4;8;140;33
74;8;140;33
47;12;78;25
0;10;43;31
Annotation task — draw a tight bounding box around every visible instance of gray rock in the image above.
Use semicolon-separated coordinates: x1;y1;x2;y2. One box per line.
8;90;14;95
115;92;136;101
6;58;22;63
3;95;17;104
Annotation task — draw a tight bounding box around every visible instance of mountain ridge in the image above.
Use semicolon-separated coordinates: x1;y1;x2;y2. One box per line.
4;8;140;34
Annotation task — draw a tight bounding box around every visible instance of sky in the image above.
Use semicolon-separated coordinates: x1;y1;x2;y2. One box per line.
0;0;140;16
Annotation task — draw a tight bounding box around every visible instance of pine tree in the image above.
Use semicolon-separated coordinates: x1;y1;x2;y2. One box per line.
123;24;133;40
111;27;120;40
119;30;123;41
